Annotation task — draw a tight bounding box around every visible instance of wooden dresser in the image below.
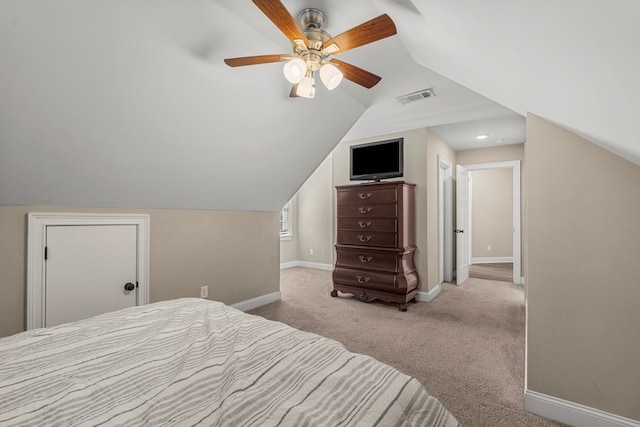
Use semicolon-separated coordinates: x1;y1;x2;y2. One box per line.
332;181;419;311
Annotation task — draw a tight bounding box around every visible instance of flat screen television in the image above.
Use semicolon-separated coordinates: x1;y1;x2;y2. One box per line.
350;138;404;181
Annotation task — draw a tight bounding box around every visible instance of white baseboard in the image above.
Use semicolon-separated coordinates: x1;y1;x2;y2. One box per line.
280;260;333;271
471;256;514;264
297;261;333;271
418;284;441;302
231;291;281;312
525;390;640;427
280;261;299;270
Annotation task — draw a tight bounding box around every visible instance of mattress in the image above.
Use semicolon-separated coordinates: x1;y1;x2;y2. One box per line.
0;298;458;426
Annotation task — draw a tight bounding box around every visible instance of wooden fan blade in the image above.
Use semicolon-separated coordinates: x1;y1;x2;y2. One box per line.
253;0;310;47
224;54;287;67
330;59;382;89
289;84;300;97
324;14;397;55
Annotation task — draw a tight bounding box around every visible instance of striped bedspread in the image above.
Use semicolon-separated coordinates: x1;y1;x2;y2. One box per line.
0;298;458;426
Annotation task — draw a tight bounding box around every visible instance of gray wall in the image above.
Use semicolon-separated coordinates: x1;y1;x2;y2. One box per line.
0;206;280;338
526;114;640;420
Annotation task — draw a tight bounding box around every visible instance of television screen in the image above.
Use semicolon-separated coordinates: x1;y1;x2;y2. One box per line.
350;138;404;181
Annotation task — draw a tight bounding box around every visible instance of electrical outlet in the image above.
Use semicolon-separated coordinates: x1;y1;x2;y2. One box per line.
200;285;208;299
487;245;492;251
310;248;314;256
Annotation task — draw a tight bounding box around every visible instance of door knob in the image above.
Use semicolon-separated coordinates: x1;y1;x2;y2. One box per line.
124;282;135;291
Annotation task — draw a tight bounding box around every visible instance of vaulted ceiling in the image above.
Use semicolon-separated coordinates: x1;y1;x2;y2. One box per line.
1;0;637;211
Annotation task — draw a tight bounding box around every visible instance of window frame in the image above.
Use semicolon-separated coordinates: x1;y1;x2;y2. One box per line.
279;200;293;240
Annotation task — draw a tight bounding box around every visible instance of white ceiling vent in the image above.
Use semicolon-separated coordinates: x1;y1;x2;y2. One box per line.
396;88;436;105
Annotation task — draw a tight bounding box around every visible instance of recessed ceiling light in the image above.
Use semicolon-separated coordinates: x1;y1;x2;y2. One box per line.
475;134;489;140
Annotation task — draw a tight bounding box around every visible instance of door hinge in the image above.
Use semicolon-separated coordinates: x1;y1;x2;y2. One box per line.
44;247;48;260
136;282;139;288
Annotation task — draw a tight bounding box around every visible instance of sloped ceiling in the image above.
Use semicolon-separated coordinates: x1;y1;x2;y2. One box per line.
0;0;367;211
389;0;640;164
0;0;637;212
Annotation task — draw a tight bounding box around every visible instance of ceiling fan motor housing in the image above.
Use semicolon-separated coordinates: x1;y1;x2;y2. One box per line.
299;8;325;30
295;9;331;71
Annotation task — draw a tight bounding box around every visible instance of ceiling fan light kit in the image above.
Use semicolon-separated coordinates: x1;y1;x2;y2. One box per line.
224;0;397;99
296;72;316;98
319;63;343;90
283;57;306;83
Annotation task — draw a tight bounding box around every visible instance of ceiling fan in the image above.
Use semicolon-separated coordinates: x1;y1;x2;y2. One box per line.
224;0;397;98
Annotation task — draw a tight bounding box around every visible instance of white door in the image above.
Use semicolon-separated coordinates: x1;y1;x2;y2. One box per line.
456;165;470;285
45;225;138;327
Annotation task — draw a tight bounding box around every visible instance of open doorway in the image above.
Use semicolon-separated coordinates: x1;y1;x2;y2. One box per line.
457;161;522;285
469;167;514;282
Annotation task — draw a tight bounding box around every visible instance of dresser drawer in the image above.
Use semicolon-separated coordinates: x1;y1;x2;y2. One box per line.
335;248;399;272
337;217;397;233
333;267;398;292
337;231;397;248
337;204;397;218
337;187;397;205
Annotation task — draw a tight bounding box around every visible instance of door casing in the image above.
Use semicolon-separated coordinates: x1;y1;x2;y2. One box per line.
460;161;522;285
27;212;150;330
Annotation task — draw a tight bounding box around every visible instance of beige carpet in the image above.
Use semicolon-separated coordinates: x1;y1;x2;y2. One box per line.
250;267;564;427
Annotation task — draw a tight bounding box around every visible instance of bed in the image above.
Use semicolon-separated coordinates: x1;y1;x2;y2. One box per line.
0;298;458;426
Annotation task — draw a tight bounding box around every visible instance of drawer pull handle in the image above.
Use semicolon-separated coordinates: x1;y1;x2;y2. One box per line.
356;276;370;283
358;192;372;200
359;256;373;263
358;221;372;228
358;235;372;242
358;207;372;214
